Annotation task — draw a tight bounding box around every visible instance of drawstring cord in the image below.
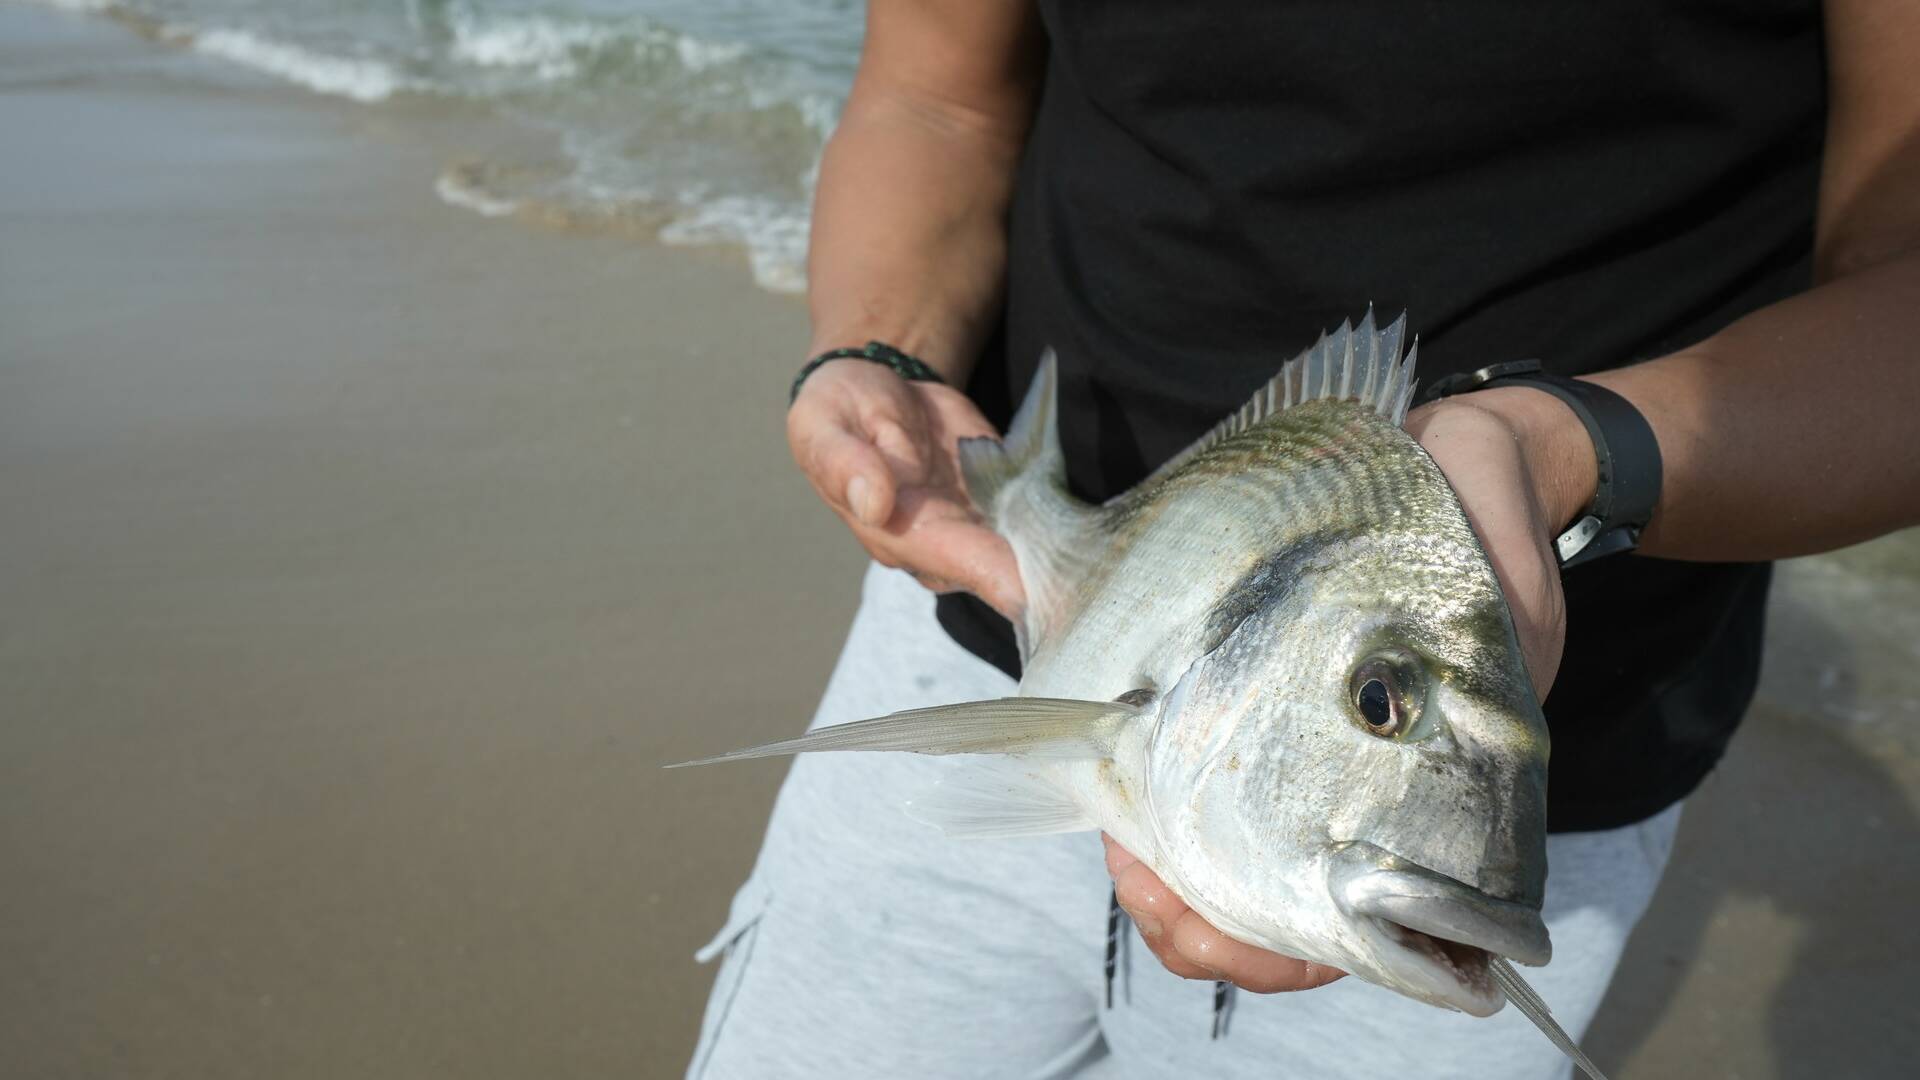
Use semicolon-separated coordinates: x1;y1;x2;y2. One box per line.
1103;888;1236;1038
1211;979;1233;1039
1103;887;1121;1008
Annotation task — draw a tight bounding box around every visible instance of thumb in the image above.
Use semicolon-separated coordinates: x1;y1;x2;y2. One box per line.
796;408;897;528
944;527;1025;620
890;514;1024;620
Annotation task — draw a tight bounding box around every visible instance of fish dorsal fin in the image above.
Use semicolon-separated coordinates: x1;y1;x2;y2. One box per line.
958;351;1108;660
1132;309;1419;495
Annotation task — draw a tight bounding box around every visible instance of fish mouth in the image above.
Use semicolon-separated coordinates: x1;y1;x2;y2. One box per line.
1330;842;1550;1016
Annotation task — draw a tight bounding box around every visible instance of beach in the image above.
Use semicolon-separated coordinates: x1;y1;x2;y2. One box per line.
1;4;1915;1076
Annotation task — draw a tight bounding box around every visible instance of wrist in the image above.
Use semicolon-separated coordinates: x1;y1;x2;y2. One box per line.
791;341;950;405
806;320;981;387
1463;385;1601;534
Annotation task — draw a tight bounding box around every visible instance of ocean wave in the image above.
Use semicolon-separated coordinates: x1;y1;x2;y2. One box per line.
431;159;810;295
448;13;616;79
672;35;749;74
48;0;843;295
424;10;830;292
446;11;752;85
189;28;413;103
29;0;119;13
658;194;809;294
434;167;521;219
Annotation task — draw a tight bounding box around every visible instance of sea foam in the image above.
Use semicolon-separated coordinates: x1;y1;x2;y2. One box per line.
30;0;118;13
659;195;809;295
449;14;615;80
190;28;410;103
447;12;751;83
50;0;848;296
433;171;520;219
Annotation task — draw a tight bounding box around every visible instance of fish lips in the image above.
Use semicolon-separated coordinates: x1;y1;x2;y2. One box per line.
1330;842;1551;1014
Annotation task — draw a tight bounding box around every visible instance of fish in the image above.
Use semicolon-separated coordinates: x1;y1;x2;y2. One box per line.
673;312;1607;1079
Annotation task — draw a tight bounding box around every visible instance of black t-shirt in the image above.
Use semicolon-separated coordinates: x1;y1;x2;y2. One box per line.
936;0;1825;833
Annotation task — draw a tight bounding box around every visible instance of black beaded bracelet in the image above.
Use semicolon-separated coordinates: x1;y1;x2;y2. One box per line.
790;341;946;404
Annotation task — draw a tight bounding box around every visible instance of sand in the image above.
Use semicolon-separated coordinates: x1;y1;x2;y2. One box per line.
1;5;1914;1076
2;6;858;1074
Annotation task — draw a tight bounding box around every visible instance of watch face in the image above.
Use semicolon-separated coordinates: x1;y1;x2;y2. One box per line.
1560;526;1641;569
1555;515;1606;564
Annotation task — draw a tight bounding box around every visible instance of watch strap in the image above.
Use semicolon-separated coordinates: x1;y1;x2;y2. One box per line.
1424;360;1662;568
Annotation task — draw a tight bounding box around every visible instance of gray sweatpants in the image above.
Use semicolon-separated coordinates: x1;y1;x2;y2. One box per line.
689;565;1681;1079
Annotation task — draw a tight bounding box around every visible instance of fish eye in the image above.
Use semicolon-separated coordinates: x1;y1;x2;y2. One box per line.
1356;676;1394;731
1350;655;1418;738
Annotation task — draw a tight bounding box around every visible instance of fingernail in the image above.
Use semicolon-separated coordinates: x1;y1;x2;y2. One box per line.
1133;912;1163;940
846;475;875;524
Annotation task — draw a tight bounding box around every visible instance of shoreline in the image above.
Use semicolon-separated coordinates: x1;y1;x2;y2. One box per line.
3;4;859;1074
7;0;821;296
3;4;1915;1077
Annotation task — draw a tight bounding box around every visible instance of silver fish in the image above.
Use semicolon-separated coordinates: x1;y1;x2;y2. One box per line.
677;312;1606;1078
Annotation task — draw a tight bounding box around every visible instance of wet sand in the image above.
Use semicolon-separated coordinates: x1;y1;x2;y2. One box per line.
2;6;1914;1076
2;6;860;1074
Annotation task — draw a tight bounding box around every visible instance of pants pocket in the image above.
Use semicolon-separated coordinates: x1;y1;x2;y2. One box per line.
687;876;771;1079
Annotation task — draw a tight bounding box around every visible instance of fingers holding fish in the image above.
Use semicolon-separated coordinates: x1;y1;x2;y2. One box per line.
788;360;1024;615
1169;915;1347;994
788;367;899;526
1105;835;1217;980
909;571;962;593
798;416;898;527
789;359;963;516
1406;394;1574;697
842;489;1021;615
1104;835;1346;993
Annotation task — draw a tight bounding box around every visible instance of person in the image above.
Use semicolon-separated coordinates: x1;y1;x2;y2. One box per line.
689;2;1920;1076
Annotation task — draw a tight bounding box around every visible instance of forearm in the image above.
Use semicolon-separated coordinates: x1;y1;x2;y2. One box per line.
805;7;1040;384
1473;250;1920;564
1467;0;1920;565
1591;252;1920;559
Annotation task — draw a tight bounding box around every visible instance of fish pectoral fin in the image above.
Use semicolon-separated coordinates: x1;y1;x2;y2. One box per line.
904;765;1095;839
663;697;1137;768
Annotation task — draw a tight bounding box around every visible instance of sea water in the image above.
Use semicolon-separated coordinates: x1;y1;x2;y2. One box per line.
28;0;862;293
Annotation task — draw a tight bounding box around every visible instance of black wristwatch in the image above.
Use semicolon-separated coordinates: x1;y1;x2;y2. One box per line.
1423;360;1662;569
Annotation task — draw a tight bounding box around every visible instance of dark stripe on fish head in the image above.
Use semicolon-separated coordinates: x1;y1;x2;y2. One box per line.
1137;529;1550;1008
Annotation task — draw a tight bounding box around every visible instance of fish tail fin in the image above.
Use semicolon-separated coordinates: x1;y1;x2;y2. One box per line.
957;351;1106;660
958;349;1067;524
1490;959;1611;1080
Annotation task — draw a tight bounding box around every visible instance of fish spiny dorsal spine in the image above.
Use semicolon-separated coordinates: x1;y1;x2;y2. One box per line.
1130;309;1420;495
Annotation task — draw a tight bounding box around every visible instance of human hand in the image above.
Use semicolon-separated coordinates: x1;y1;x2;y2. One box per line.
1104;835;1348;993
1107;386;1595;993
1405;386;1599;698
788;359;1025;618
